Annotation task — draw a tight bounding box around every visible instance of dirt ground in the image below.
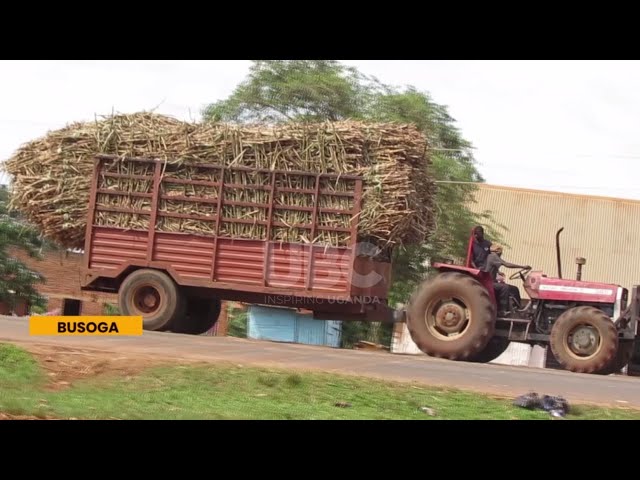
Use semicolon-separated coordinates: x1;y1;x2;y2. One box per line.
21;344;174;391
1;344;179;420
0;413;51;420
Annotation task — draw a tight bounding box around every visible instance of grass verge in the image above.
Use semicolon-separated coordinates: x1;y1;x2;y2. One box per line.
1;343;639;420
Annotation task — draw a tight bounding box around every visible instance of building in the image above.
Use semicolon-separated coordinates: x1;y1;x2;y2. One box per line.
469;184;640;296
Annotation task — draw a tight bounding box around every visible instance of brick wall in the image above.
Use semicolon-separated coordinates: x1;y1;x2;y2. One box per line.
0;300;28;316
8;246;117;314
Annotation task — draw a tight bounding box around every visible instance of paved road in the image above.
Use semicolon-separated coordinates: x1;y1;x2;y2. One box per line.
2;316;640;408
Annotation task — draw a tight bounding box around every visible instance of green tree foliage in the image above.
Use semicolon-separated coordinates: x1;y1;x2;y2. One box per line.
0;185;47;312
202;61;507;346
203;61;374;123
227;305;248;338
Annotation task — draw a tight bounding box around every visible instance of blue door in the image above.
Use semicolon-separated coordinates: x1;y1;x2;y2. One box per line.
296;315;327;346
247;305;342;347
247;306;296;343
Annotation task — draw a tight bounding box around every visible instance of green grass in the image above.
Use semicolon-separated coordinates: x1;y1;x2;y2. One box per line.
0;343;44;388
1;343;640;420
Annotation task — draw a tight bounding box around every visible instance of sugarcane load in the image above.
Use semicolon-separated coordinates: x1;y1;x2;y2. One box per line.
3;112;437;250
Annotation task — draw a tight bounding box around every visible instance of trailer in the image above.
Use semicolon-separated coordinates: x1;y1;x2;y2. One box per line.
80;154;403;335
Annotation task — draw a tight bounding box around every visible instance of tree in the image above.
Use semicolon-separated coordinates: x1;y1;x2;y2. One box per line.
0;185;47;312
203;60;374;123
364;86;507;304
202;60;506;346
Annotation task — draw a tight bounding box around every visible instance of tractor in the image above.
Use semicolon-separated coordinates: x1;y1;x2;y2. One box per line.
405;227;639;374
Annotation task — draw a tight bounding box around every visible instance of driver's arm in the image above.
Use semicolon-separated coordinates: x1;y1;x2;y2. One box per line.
500;258;529;269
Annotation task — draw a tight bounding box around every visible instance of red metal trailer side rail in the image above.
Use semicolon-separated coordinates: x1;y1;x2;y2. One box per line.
81;154;398;322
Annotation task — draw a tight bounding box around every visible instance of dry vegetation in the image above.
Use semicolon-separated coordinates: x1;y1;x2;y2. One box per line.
3;112;436;249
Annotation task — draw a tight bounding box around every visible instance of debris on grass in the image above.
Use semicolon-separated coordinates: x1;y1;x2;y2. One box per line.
513;392;570;418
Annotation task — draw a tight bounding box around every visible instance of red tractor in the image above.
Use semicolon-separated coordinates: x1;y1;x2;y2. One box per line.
406;227;639;374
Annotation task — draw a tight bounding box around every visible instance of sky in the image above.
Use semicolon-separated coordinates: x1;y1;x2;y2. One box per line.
1;60;640;200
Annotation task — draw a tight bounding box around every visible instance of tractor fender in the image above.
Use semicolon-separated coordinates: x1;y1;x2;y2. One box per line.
431;263;497;306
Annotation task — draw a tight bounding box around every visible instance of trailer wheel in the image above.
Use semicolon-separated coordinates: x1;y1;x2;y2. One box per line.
468;336;510;363
406;272;496;361
601;339;635;375
173;298;221;335
549;306;618;374
118;269;182;331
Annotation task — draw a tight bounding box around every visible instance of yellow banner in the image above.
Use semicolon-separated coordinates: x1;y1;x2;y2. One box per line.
29;316;143;336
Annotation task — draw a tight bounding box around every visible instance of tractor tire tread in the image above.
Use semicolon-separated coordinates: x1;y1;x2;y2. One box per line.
550;306;618;374
406;272;496;361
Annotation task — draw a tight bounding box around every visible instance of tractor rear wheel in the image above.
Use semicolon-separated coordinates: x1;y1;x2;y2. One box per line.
118;269;183;331
549;306;618;374
407;272;496;361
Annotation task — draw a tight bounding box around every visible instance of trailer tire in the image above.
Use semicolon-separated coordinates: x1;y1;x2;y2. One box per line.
601;339;635;375
468;336;510;363
550;306;618;374
406;272;496;361
118;269;182;331
173;298;221;335
159;288;187;332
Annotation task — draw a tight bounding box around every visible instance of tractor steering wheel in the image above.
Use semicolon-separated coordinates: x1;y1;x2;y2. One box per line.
509;266;532;281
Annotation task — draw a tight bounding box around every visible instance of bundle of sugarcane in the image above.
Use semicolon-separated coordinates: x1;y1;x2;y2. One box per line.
2;112;436;249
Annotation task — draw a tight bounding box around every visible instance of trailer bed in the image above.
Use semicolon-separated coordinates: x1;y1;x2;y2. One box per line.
81;154;395;321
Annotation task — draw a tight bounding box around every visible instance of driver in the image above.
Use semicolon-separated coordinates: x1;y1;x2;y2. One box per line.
483;243;530;313
471;225;492;269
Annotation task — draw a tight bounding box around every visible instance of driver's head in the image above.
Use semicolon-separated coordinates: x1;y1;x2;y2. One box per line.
490;243;503;256
473;225;484;241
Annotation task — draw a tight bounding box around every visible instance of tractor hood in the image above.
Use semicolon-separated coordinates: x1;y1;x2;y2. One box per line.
525;271;620;304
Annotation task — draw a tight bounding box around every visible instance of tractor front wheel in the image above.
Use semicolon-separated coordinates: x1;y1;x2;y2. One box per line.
549;306;618;374
407;272;496;361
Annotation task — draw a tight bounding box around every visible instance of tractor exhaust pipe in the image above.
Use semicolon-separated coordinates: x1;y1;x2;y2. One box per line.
556;227;564;279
